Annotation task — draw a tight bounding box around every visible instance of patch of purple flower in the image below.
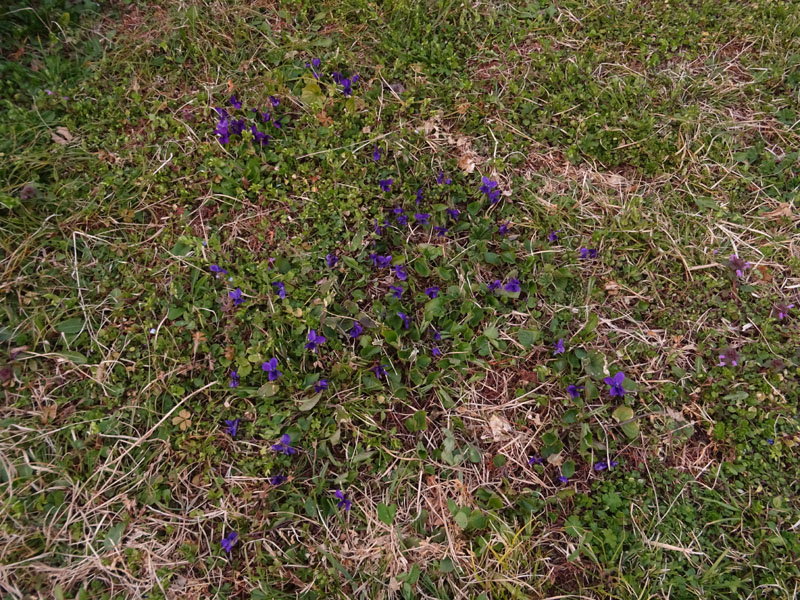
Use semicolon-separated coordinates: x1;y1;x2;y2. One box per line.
436;171;452;185
594;459;619;472
224;418;240;437
566;384;583;399
305;329;326;351
270;474;287;485
432;346;442;357
416;188;424;203
548;230;559;243
394;264;407;280
414;213;431;224
221;531;238;553
528;456;544;465
397;214;408;226
488;280;502;291
579;247;598;259
728;255;750;278
774;302;794;320
249;124;269;146
431;327;442;341
262;357;282;381
498;222;509;236
271;434;297;455
504;278;521;293
434;226;448;237
373;146;382;161
389;285;404;299
335;489;351;511
479;176;501;203
229;95;242;109
210;264;228;277
229;371;240;389
370;254;393;268
272;281;286;300
718;348;740;367
326;254;339;268
350;322;364;338
425;286;440;299
229;288;244;306
558;475;569;484
553;338;565;355
315;379;328;392
214;117;231;144
373;364;388;379
446;208;460;221
397;311;410;329
379;178;393;192
269;95;280;107
604;372;626;397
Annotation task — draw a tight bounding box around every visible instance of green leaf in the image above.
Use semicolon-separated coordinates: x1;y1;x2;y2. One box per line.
57;351;88;364
484;252;500;265
103;522;126;550
561;460;575;478
574;313;599;340
298;392;322;411
377;502;397;526
602;491;622;510
483;326;499;340
454;511;469;529
257;382;278;398
55;318;84;335
413;260;431;277
518;329;540;349
612;405;634;422
301;79;325;106
405;410;427;432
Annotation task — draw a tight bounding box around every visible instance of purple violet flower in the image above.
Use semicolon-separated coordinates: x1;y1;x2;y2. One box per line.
326;254;339;268
553;338;565;355
397;214;408;226
315;379;328;392
262;358;282;381
528;456;544;465
350;322;364;338
566;384;584;399
416;188;424;203
305;329;326;351
372;364;388;379
269;95;280;107
436;171;451;185
498;222;509;236
548;230;559;243
373;219;389;235
425;286;440;299
229;371;240;389
249;124;269;146
224;418;240;437
379;179;393;192
446;208;460;221
373;146;382;162
312;57;321;68
221;531;238;553
488;280;502;292
229;95;242;109
604;372;626;397
214;118;231;144
270;474;287;485
394;264;407;280
397;311;410;329
210;264;228;277
335;489;352;511
272;281;286;300
433;225;448;237
389;285;404;299
230;118;246;136
594;459;619;472
579;248;598;259
229;288;244;306
558;475;569;484
431;327;442;341
271;433;297;455
729;254;750;277
414;213;431;224
504;278;521;293
432;346;442;357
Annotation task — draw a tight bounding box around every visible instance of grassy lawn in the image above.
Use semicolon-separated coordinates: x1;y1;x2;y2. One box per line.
2;1;800;598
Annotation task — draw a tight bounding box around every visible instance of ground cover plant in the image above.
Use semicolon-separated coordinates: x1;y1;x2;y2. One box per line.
1;0;800;598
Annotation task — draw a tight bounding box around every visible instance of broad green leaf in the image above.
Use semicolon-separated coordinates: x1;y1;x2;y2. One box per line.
377;502;397;526
55;318;84;334
298;392;322;411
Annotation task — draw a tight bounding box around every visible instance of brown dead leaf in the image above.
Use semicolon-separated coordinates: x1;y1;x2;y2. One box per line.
224;346;236;360
316;111;333;126
755;265;772;283
41;404;57;424
604;280;621;295
456;102;470;115
172;409;192;431
457;152;477;173
762;203;792;220
192;331;207;355
227;79;235;93
51;126;75;145
488;413;513;442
